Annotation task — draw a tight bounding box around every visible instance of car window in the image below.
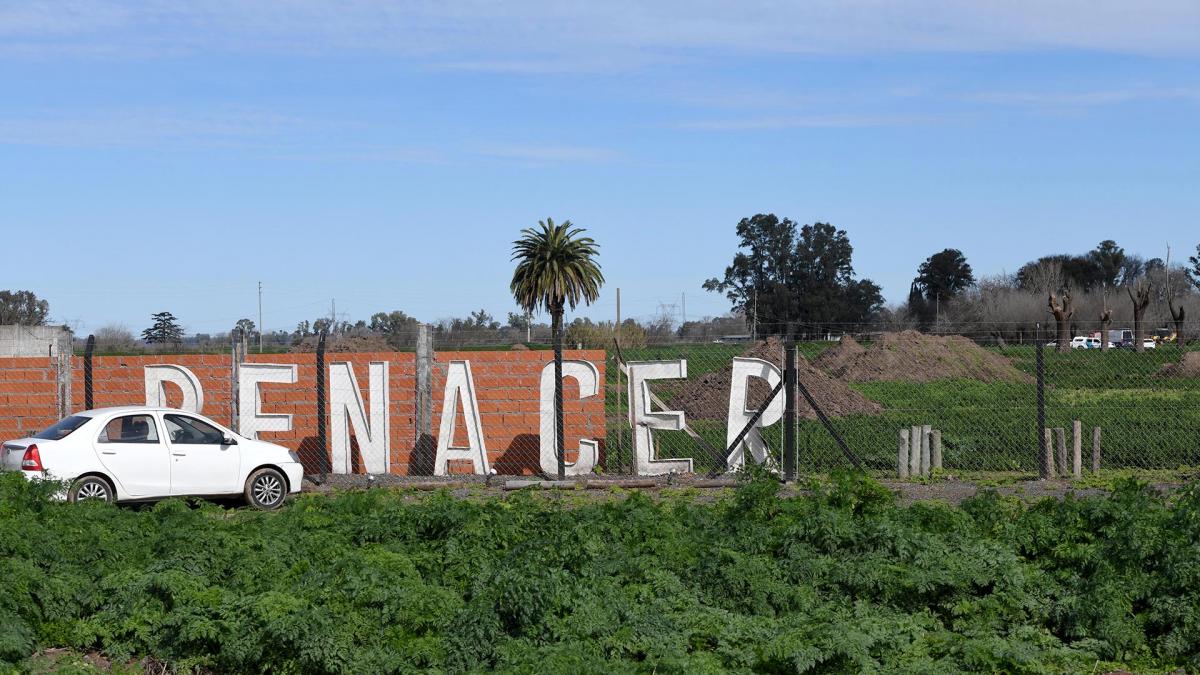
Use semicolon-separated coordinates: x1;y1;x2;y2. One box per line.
164;414;225;445
97;415;160;444
34;416;90;440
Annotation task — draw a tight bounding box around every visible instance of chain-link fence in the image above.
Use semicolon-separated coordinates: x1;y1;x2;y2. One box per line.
1;323;1197;484
603;326;1200;479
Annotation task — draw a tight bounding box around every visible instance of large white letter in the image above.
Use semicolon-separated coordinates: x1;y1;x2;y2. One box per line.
725;357;783;471
627;360;693;475
329;361;390;475
434;360;490;476
144;364;203;413
539;360;600;476
238;363;297;440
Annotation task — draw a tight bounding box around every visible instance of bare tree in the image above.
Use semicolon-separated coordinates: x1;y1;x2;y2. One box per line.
1127;281;1152;352
1048;289;1073;353
1098;308;1113;352
94;324;137;352
1165;247;1187;347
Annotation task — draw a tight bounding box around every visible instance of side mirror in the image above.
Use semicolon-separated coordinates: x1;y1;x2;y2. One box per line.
222;435;237;446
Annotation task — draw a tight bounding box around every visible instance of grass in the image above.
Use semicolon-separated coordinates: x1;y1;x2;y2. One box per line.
599;341;1200;476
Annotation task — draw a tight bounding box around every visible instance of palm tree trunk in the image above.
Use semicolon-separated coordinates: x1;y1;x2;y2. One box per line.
552;307;565;480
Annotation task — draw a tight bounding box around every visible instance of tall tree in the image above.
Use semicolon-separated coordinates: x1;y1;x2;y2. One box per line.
911;248;975;327
142;312;184;345
511;219;603;479
0;290;49;325
1188;244;1200;291
1086;240;1127;288
703;215;882;335
369;310;420;349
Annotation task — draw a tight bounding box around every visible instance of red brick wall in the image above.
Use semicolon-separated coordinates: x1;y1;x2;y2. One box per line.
0;350;606;477
0;357;60;440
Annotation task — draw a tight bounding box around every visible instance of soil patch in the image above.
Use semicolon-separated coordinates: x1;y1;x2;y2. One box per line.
1159;352;1200;378
674;337;882;421
815;330;1028;383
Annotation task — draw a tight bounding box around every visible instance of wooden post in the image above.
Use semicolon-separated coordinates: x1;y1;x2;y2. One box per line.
909;425;921;476
1092;426;1101;473
1043;428;1054;479
931;430;943;471
1071;420;1082;479
920;424;932;476
897;428;910;479
1055;428;1067;478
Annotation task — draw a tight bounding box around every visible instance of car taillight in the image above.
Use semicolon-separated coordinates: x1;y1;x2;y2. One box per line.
21;444;43;471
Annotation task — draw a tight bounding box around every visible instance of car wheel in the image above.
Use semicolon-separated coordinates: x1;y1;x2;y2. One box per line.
245;468;287;510
68;476;115;504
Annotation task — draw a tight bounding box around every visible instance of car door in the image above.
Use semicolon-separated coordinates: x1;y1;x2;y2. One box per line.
93;413;171;497
163;413;241;495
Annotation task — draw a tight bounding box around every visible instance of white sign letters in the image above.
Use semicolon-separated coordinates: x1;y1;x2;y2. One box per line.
144;364;204;413
725;357;782;471
329;361;390;475
433;360;490;476
238;363;297;440
627;360;693;475
539;360;600;475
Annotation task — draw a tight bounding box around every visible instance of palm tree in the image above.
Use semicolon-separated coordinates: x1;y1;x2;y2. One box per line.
511;219;604;479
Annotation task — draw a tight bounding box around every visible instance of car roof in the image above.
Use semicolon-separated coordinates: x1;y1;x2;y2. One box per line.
77;406;193;418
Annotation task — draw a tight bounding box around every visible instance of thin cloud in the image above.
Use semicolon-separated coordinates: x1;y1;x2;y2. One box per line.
966;87;1200;106
471;142;621;163
0;107;314;149
2;1;1198;63
680;113;949;131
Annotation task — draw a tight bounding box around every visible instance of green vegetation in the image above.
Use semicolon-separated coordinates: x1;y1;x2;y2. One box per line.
4;473;1200;672
603;342;1200;475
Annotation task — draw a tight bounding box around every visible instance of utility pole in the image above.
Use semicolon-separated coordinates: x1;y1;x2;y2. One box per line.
257;281;263;353
751;287;758;341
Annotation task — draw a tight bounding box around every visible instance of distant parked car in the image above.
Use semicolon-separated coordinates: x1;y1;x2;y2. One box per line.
1069;336;1095;349
1117;339;1156;351
1;407;303;509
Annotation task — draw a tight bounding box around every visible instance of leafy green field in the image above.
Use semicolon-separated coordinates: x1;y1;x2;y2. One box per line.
4;473;1200;672
603;343;1200;475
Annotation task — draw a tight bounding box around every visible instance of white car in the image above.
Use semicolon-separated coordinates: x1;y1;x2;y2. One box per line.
1;407;303;509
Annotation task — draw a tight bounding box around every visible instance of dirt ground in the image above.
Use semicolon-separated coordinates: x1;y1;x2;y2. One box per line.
1159;351;1200;378
814;330;1029;383
675;337;881;421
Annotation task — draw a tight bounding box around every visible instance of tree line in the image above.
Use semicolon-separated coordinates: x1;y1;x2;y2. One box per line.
5;217;1199;353
703;214;1200;349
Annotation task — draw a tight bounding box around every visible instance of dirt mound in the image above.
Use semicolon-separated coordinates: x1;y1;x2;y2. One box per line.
817;330;1028;383
812;335;866;371
675;337;882;421
1159;352;1200;378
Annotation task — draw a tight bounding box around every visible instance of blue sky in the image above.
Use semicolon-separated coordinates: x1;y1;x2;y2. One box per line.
1;1;1198;335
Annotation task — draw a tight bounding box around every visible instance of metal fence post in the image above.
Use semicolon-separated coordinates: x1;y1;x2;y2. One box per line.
84;335;95;410
1036;325;1049;479
783;342;797;480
